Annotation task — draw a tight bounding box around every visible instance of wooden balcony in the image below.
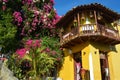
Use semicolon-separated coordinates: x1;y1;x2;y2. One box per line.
60;23;120;48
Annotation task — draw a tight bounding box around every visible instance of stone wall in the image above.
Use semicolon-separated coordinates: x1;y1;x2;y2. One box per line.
0;61;18;80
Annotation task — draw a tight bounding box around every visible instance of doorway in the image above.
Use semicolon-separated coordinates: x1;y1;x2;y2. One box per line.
99;51;109;80
73;52;82;80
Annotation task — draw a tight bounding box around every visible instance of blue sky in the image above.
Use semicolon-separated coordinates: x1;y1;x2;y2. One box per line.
54;0;120;16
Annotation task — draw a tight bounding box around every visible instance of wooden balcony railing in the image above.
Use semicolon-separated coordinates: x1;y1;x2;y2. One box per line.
97;24;119;38
80;24;97;35
60;23;120;46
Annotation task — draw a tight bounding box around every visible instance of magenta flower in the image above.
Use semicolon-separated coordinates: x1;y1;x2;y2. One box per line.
33;40;41;48
3;0;8;2
57;57;61;61
34;11;39;16
28;29;32;33
16;48;27;58
13;11;23;26
21;33;25;36
34;18;38;23
32;22;36;27
2;5;6;11
35;40;40;44
22;0;33;5
27;0;33;5
50;0;54;5
51;51;56;55
26;39;33;46
35;34;39;37
45;48;50;52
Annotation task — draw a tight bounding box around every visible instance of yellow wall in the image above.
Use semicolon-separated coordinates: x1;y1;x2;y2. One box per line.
108;43;120;80
90;41;120;80
81;43;101;80
59;49;74;80
107;25;120;80
107;51;115;80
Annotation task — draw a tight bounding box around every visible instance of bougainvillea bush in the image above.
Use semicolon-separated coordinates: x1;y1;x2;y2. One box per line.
0;0;63;80
0;0;60;53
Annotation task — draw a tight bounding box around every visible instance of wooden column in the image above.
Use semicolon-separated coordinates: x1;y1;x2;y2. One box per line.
94;10;97;24
77;13;80;34
74;15;77;27
114;23;119;37
77;13;80;27
94;10;98;32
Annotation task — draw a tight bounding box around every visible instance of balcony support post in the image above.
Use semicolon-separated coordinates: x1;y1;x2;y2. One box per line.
77;13;80;34
94;10;97;25
94;10;98;32
77;13;80;27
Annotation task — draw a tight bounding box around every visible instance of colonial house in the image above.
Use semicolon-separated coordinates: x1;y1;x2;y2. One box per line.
56;3;120;80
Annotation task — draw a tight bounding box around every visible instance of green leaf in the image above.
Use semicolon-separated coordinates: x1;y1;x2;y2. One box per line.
23;54;32;61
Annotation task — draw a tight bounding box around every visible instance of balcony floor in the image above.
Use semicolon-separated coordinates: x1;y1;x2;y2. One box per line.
61;33;120;48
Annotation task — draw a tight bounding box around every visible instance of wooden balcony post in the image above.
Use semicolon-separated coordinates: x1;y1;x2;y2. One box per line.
94;10;97;24
114;22;119;37
94;10;98;32
77;13;80;34
77;13;80;27
74;14;77;27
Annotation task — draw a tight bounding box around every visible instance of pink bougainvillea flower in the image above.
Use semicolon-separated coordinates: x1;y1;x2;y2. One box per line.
28;29;32;33
32;22;36;27
35;40;40;44
33;40;41;48
35;34;39;37
60;47;63;50
16;48;27;58
50;0;54;4
13;11;23;26
45;48;50;52
51;51;56;55
27;0;33;5
26;39;33;47
2;5;6;11
3;0;8;2
34;11;39;16
22;0;33;5
34;17;39;23
20;32;25;36
26;39;33;44
57;57;61;61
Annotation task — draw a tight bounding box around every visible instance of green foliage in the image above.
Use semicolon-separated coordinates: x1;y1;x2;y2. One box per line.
41;36;63;68
42;36;60;50
36;53;55;76
7;55;25;79
0;9;18;53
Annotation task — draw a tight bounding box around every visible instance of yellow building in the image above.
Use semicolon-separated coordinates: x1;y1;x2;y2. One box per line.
56;3;120;80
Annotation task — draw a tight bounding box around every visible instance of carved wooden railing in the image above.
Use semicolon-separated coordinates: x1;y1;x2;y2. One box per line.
97;24;119;39
60;23;120;45
80;24;97;35
61;27;79;44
